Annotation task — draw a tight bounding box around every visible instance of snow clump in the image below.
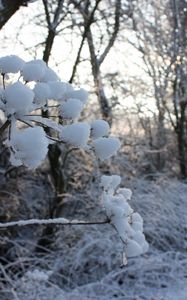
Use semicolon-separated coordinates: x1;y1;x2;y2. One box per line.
101;175;149;261
92;137;121;160
91;119;110;139
41;66;59;82
60;123;90;148
9;126;49;168
33;82;51;106
22;59;47;82
0;55;25;74
26;269;51;281
5;82;34;115
59;98;84;120
68;88;89;104
48;81;72;101
100;175;121;192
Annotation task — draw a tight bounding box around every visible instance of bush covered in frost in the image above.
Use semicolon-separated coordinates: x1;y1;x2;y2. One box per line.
0;54;148;263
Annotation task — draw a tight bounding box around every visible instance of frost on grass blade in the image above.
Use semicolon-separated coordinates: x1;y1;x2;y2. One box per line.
0;55;25;74
26;269;51;282
92;137;121;161
60;123;90;148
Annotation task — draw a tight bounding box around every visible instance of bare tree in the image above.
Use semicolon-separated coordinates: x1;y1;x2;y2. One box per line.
70;0;122;124
168;0;187;178
129;0;187;177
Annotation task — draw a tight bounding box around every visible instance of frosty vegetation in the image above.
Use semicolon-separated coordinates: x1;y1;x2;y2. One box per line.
0;54;148;263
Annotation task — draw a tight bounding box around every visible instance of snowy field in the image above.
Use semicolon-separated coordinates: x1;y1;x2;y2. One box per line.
1;176;187;300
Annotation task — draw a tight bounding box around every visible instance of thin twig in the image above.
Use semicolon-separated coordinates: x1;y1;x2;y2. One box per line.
0;119;10;135
0;217;110;228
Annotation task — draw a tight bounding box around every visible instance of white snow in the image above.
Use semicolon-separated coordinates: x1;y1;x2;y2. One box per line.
5;82;34;115
0;55;25;74
59;98;84;120
9;126;49;168
60;122;91;148
91;119;110;139
92;137;121;160
101;174;148;262
33;82;51;106
68;88;89;104
26;115;62;132
131;221;143;231
131;212;143;225
41;66;59;82
22;59;47;82
48;81;69;101
0;217;70;228
117;187;132;200
26;269;50;281
100;175;121;192
125;239;143;257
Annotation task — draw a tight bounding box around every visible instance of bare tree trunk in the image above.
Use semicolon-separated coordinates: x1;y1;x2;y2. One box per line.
175;103;187;178
40;0;67;212
43;29;56;64
74;0;121;124
155;109;166;171
86;27;112;123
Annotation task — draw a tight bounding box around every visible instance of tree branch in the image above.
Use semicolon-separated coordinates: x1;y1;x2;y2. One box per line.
69;0;101;83
0;119;10;135
0;217;110;228
42;0;51;28
98;0;121;66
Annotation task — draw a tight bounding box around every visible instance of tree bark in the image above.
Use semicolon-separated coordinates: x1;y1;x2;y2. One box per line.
86;26;112;124
176;103;187;178
43;29;56;64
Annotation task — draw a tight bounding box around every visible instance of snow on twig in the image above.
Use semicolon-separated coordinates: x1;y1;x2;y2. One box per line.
0;218;110;228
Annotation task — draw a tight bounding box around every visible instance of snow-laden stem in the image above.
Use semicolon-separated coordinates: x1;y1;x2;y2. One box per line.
2;73;5;89
0;217;110;228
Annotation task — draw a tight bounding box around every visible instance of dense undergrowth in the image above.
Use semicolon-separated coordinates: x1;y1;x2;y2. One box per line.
0;150;187;300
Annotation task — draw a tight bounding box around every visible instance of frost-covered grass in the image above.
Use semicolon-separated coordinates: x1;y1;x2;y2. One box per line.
0;176;187;300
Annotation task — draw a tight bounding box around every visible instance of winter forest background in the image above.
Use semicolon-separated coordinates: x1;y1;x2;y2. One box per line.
0;0;187;299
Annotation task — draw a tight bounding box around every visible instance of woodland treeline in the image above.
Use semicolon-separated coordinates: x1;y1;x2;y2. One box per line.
0;0;187;182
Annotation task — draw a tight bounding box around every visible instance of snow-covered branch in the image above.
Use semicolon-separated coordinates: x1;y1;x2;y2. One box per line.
0;54;148;262
0;218;110;228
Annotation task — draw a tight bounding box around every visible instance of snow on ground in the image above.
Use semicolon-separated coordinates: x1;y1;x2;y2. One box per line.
1;177;187;300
